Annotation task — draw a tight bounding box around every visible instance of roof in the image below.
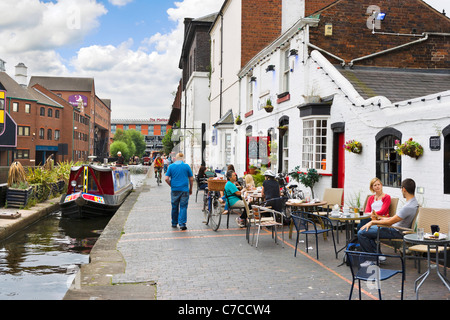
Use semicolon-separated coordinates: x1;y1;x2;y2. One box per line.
29;76;94;92
213;109;234;127
0;72;36;101
338;67;450;102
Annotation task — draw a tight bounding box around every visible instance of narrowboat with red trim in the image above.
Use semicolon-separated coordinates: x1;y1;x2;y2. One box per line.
60;164;133;218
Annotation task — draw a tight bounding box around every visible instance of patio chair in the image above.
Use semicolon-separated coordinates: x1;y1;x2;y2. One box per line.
251;205;285;248
195;175;208;202
345;250;405;300
388;197;399;217
405;208;450;274
291;211;338;260
316;188;344;216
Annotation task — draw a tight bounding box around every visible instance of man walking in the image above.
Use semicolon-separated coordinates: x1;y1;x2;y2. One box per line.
165;153;193;230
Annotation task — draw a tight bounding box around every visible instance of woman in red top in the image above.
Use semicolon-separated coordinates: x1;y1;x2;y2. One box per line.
357;177;391;230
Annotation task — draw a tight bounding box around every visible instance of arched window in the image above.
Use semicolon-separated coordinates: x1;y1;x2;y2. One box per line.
376;128;402;188
40;107;45;116
47;129;52;140
48;108;53;117
39;128;45;139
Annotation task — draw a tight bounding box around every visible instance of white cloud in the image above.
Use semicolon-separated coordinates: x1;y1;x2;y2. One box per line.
108;0;134;7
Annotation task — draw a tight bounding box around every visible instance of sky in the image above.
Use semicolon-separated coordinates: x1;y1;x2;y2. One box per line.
0;0;448;121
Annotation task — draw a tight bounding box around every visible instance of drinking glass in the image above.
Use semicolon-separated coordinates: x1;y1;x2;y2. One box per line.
417;228;424;240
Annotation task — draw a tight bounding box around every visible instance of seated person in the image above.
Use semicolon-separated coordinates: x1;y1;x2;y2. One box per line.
357;177;391;230
244;174;255;190
357;178;418;255
224;170;247;227
197;166;208;190
261;170;282;212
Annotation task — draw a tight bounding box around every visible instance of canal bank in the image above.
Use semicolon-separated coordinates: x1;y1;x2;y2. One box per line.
63;176;157;300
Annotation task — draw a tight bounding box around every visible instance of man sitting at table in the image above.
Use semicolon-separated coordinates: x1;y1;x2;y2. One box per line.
357;178;418;257
261;170;282;212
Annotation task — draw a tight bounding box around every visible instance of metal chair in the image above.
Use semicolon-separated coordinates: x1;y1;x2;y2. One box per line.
291;211;337;260
251;205;285;248
195;175;208;202
345;250;405;300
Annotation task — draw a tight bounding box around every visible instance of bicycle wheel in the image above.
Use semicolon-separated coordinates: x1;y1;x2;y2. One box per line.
209;198;222;231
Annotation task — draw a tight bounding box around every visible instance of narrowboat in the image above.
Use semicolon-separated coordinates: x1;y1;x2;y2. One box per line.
60;164;133;219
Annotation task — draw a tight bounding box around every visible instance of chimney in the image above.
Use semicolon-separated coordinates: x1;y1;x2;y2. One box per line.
0;59;6;72
15;62;28;87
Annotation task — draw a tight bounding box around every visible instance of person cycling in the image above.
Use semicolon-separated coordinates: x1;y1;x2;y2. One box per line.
154;155;164;182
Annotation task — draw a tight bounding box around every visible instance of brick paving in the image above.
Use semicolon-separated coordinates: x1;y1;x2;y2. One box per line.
113;173;450;301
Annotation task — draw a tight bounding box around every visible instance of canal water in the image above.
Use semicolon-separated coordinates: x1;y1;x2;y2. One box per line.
0;169;148;300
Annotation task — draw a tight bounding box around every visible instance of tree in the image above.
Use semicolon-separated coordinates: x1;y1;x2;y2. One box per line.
127;130;146;157
110;141;130;160
112;129;136;158
162;127;174;155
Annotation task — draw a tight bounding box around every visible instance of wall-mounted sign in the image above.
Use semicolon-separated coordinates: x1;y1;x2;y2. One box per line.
68;94;88;113
430;136;441;151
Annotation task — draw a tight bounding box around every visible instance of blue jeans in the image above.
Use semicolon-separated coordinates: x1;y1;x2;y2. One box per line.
171;191;190;227
357;226;403;253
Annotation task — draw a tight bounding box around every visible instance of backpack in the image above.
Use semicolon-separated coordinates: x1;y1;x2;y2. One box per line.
341;237;360;267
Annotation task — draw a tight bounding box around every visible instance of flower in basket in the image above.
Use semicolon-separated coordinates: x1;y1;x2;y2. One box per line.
235;115;242;125
394;138;423;159
263;98;274;112
343;140;362;154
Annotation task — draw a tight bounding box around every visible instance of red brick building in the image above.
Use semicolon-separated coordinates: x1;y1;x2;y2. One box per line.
0;66;111;166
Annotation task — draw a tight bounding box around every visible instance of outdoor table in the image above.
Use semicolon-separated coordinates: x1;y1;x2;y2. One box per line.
329;213;371;255
286;201;327;239
403;233;450;299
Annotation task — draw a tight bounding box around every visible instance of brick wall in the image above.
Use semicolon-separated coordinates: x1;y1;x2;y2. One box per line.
309;0;450;68
241;0;282;68
305;0;337;16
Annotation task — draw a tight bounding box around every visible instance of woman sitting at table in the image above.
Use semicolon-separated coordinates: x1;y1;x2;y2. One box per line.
261;170;282;212
224;170;247;227
197;166;208;190
356;177;391;231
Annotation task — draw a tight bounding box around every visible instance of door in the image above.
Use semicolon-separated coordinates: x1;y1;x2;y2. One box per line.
332;130;345;189
445;134;450;194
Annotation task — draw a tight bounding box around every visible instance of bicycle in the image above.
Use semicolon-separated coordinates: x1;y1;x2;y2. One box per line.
155;168;162;186
276;173;304;200
202;179;226;231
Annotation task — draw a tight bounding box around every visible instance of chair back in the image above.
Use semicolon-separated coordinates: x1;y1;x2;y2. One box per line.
415;207;450;234
362;194;370;212
389;198;399;217
322;188;344;206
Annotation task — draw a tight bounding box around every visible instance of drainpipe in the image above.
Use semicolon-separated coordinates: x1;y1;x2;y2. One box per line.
349;33;430;68
219;12;224;119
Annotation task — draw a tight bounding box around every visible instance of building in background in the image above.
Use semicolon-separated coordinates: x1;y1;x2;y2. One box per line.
111;118;171;155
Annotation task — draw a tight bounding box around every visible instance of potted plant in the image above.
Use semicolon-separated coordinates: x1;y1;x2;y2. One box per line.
6;162;33;208
264;98;274;113
249;165;257;175
289;167;321;199
277;125;288;135
302;86;321;103
235;114;242;125
343;140;363;154
395;138;423;159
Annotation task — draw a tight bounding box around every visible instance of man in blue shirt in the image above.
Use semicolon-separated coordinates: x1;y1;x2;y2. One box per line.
165;153;193;230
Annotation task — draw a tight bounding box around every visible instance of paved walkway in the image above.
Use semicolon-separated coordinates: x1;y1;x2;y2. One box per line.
110;172;450;301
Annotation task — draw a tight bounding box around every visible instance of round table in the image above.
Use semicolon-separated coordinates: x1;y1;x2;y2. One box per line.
329;213;371;254
286;201;328;239
403;233;450;299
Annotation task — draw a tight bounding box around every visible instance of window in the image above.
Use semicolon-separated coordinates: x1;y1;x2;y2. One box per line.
283;132;289;171
55;130;60;141
225;133;232;165
376;132;402;188
39;128;44;139
15;149;30;160
48;108;53;117
18;126;30;136
25;104;31;113
47;129;52;140
40;107;45;116
302;119;328;170
13;102;18;112
247;74;254;112
281;48;290;93
55;109;60;118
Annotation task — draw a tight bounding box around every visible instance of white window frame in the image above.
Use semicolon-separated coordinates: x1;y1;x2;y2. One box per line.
281;48;290;93
302;118;328;171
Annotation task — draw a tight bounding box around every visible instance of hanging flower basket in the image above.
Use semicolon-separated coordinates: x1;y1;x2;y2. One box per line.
264;98;274;113
278;126;288;134
235;115;242;125
343;140;362;154
395;138;423;159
